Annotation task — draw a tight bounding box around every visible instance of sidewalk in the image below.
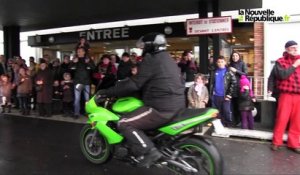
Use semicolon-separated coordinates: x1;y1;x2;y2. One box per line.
4;108;87;124
4;109;280;142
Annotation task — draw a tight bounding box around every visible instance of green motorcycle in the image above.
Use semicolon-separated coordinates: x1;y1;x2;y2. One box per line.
80;96;223;175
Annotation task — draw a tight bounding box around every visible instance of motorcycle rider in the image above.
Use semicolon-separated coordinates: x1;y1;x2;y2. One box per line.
95;33;185;167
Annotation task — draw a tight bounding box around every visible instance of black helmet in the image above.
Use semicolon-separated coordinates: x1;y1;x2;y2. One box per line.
136;33;167;55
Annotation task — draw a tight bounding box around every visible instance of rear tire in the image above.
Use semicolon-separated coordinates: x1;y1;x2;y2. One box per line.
79;125;111;164
171;137;223;175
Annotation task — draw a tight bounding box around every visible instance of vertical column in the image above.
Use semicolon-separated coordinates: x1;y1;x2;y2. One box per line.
198;0;209;74
3;26;20;59
253;22;264;97
212;0;221;60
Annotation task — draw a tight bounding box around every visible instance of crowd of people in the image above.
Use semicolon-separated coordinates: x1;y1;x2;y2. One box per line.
178;50;254;129
0;37;140;119
0;36;254;130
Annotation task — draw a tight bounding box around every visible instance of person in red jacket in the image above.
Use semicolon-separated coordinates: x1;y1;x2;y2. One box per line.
271;40;300;153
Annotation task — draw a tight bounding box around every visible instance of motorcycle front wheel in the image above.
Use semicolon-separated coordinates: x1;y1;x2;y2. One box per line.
79;124;111;164
170;137;223;175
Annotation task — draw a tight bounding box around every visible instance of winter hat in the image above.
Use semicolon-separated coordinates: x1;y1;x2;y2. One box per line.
285;40;298;48
240;75;253;96
240;75;250;92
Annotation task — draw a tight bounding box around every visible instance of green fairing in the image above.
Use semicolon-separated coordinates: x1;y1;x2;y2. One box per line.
87;114;124;144
86;96;217;142
112;97;144;113
86;97;124;144
159;108;218;135
85;96;102;114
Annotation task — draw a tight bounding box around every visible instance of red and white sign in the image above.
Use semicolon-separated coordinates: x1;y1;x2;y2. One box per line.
186;16;232;35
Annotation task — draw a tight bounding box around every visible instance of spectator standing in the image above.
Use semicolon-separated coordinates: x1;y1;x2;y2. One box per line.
61;72;74;117
208;56;216;76
60;55;71;80
209;56;237;127
131;64;138;76
11;63;20;109
17;67;32;115
229;51;248;126
35;60;53;117
178;50;198;82
0;55;7;76
28;57;38;110
75;37;90;54
238;75;256;129
110;54;120;69
0;74;12;113
117;52;133;80
70;47;95;118
271;41;300;153
51;58;61;81
187;74;209;109
52;80;63;115
94;55;117;91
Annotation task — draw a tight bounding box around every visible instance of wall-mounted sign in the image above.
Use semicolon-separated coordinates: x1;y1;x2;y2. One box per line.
186;16;232;35
27;22;186;47
79;27;130;41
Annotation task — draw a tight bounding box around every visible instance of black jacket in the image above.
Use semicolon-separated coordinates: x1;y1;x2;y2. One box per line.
101;51;186;119
229;60;247;97
117;60;133;80
70;57;95;85
209;68;237;98
238;89;255;111
267;65;279;99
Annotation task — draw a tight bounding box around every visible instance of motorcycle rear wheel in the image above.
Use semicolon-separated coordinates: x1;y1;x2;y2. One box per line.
79;124;111;164
170;137;223;175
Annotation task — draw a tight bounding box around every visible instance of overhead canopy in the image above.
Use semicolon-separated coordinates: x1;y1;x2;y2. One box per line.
0;0;262;31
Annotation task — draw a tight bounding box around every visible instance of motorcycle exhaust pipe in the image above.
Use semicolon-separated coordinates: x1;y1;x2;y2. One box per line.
163;160;198;173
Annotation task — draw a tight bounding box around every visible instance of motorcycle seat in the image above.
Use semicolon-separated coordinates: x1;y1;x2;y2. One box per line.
171;108;211;123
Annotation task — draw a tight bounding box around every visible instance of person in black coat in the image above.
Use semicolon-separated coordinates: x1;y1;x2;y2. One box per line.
69;47;95;118
229;51;248;126
117;52;133;80
35;60;53;117
96;33;185;167
178;50;198;82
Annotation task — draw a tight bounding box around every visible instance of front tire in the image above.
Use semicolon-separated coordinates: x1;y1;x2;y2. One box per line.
171;137;223;175
79;125;111;164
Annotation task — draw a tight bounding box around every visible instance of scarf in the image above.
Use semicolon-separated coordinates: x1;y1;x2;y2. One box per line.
195;83;203;96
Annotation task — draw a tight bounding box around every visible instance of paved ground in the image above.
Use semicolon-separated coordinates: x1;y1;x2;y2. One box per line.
1;114;300;175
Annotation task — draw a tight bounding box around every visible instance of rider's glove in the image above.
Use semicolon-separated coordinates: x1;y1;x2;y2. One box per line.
95;90;108;105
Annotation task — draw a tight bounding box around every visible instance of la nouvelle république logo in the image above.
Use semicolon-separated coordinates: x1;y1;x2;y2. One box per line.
238;9;290;22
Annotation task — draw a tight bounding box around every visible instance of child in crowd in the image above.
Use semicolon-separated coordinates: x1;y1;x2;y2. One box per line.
17;67;32;115
209;56;237;127
131;64;138;76
0;74;12;113
52;80;63;115
61;73;74;117
239;75;256;129
187;74;209;109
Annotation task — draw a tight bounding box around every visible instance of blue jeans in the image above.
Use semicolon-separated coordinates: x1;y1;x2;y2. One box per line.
212;95;232;126
74;84;90;115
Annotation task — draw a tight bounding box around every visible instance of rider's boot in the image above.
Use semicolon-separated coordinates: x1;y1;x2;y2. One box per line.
137;147;162;168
